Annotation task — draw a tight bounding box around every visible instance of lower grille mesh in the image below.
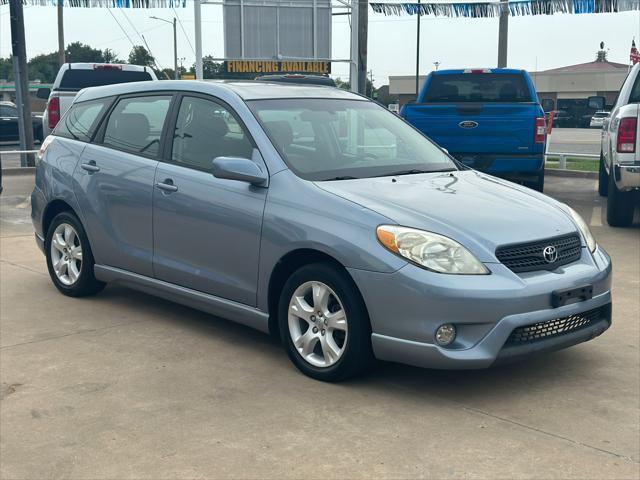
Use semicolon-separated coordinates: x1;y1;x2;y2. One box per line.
506;306;608;345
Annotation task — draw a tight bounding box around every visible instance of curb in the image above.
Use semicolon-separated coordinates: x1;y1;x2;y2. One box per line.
545;168;597;179
2;167;36;176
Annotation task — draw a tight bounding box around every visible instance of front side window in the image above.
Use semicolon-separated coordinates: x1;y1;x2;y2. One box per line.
248;98;456;181
54;99;109;142
102;95;171;157
171;96;253;171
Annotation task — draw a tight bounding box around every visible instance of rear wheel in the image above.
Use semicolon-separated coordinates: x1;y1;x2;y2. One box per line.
45;211;105;297
598;153;608;197
278;263;374;382
606;168;635;227
525;171;544;192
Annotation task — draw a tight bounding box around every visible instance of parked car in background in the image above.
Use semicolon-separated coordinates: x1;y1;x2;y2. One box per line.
599;63;640;227
590;111;609;128
551;109;573;128
32;81;611;382
37;63;157;139
254;74;336;87
0;101;44;143
401;68;547;191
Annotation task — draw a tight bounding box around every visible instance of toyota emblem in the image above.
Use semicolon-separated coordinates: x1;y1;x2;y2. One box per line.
543;245;558;263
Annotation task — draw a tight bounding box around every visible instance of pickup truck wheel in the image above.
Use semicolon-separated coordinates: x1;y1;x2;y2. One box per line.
606;168;635;227
526;172;544;192
598;153;608;197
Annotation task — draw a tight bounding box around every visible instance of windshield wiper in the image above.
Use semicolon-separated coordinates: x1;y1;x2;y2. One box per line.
377;168;456;177
322;175;359;181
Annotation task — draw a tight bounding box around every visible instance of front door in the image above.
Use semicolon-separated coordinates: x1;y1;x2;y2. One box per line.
152;95;267;306
74;94;172;277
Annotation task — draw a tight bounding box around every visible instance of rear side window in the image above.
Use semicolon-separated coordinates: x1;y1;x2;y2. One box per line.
628;74;640;103
423;73;531;103
102;96;171;158
59;69;153;90
54;99;109;142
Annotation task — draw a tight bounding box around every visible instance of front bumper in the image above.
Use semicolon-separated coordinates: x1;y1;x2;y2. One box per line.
347;246;612;369
614;164;640;191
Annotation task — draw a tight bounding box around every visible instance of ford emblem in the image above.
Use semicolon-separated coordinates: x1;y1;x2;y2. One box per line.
459;120;479;129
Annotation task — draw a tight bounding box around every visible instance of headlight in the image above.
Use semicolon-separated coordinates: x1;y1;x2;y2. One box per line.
376;225;489;275
567;207;597;252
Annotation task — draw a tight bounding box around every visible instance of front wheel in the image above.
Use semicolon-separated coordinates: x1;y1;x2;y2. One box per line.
45;211;105;297
606;168;635;227
278;263;374;382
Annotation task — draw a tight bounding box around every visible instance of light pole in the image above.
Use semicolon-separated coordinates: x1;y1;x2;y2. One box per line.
433;61;441;71
150;16;178;80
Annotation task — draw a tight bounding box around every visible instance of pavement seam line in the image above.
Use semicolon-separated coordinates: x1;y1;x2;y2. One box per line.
386;380;637;464
0;318;152;350
0;259;48;277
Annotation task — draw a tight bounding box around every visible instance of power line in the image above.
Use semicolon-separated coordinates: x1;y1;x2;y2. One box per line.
120;9;146;44
107;8;135;47
173;7;195;55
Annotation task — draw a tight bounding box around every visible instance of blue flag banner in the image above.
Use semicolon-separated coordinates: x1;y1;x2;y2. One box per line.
370;0;640;17
0;0;186;7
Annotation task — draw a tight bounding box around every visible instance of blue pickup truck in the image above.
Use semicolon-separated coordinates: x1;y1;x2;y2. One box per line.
401;68;547;191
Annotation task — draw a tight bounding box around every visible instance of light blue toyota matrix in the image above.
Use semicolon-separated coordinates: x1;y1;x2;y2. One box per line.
31;81;612;381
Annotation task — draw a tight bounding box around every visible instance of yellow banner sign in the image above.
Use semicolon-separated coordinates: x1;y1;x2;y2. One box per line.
226;60;331;74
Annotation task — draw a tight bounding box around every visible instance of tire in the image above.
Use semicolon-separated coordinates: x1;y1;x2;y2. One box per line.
606;168;635;227
598;153;608;197
525;171;544;192
45;211;105;297
278;262;374;382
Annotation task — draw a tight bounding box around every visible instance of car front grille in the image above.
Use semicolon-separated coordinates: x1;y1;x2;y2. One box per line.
505;305;609;346
495;233;582;273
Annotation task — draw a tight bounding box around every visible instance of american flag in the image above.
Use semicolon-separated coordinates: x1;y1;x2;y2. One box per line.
631;39;640;65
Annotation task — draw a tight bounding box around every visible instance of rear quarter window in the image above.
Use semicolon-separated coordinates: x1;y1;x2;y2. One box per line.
53;98;110;142
423;73;531;103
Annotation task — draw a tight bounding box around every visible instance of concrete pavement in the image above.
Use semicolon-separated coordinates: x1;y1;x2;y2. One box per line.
1;173;638;479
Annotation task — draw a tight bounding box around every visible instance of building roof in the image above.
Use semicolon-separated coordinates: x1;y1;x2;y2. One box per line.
542;60;628;73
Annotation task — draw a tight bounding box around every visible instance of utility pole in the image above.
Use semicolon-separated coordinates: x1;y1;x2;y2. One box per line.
57;0;65;66
415;0;421;97
9;0;35;167
497;0;509;67
357;0;368;95
173;18;178;80
349;0;359;93
194;0;203;80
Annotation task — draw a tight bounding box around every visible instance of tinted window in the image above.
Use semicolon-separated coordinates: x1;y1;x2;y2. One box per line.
423;73;531;103
59;69;153;90
249;98;455;181
171;96;253;171
0;105;17;116
629;74;640;103
103;96;171;157
54;99;109;142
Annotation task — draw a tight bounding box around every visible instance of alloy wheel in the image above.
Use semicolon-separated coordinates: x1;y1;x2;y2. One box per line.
288;281;348;368
50;223;83;286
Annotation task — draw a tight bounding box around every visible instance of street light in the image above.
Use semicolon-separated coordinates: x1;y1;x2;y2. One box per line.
150;16;178;80
433;61;441;71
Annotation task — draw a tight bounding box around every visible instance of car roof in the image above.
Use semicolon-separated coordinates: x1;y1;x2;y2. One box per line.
62;63;150;72
0;101;17;107
75;80;363;103
433;68;525;75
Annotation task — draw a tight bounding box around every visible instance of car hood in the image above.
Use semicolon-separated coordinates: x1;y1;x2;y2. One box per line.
315;170;579;263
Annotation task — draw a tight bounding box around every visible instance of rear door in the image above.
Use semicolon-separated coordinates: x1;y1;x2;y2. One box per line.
152;94;267;306
74;93;173;277
410;72;538;154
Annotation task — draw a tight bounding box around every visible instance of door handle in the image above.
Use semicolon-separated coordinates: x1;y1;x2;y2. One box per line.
156;179;178;193
80;161;100;173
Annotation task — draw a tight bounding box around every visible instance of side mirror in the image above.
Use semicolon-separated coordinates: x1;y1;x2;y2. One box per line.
36;87;51;99
541;98;555;113
212;156;268;186
587;95;605;111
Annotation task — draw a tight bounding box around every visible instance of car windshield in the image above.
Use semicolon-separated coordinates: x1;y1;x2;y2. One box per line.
59;69;153;90
248;98;456;181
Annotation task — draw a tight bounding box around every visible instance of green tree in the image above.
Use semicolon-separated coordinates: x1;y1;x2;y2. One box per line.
102;48;122;64
27;53;59;83
128;46;155;68
0;56;13;81
65;42;105;63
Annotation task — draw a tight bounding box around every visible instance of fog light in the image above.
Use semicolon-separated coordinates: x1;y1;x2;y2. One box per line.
435;324;456;346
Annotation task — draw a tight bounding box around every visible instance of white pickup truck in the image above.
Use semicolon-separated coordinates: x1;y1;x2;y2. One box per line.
599;63;640;227
37;63;157;139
